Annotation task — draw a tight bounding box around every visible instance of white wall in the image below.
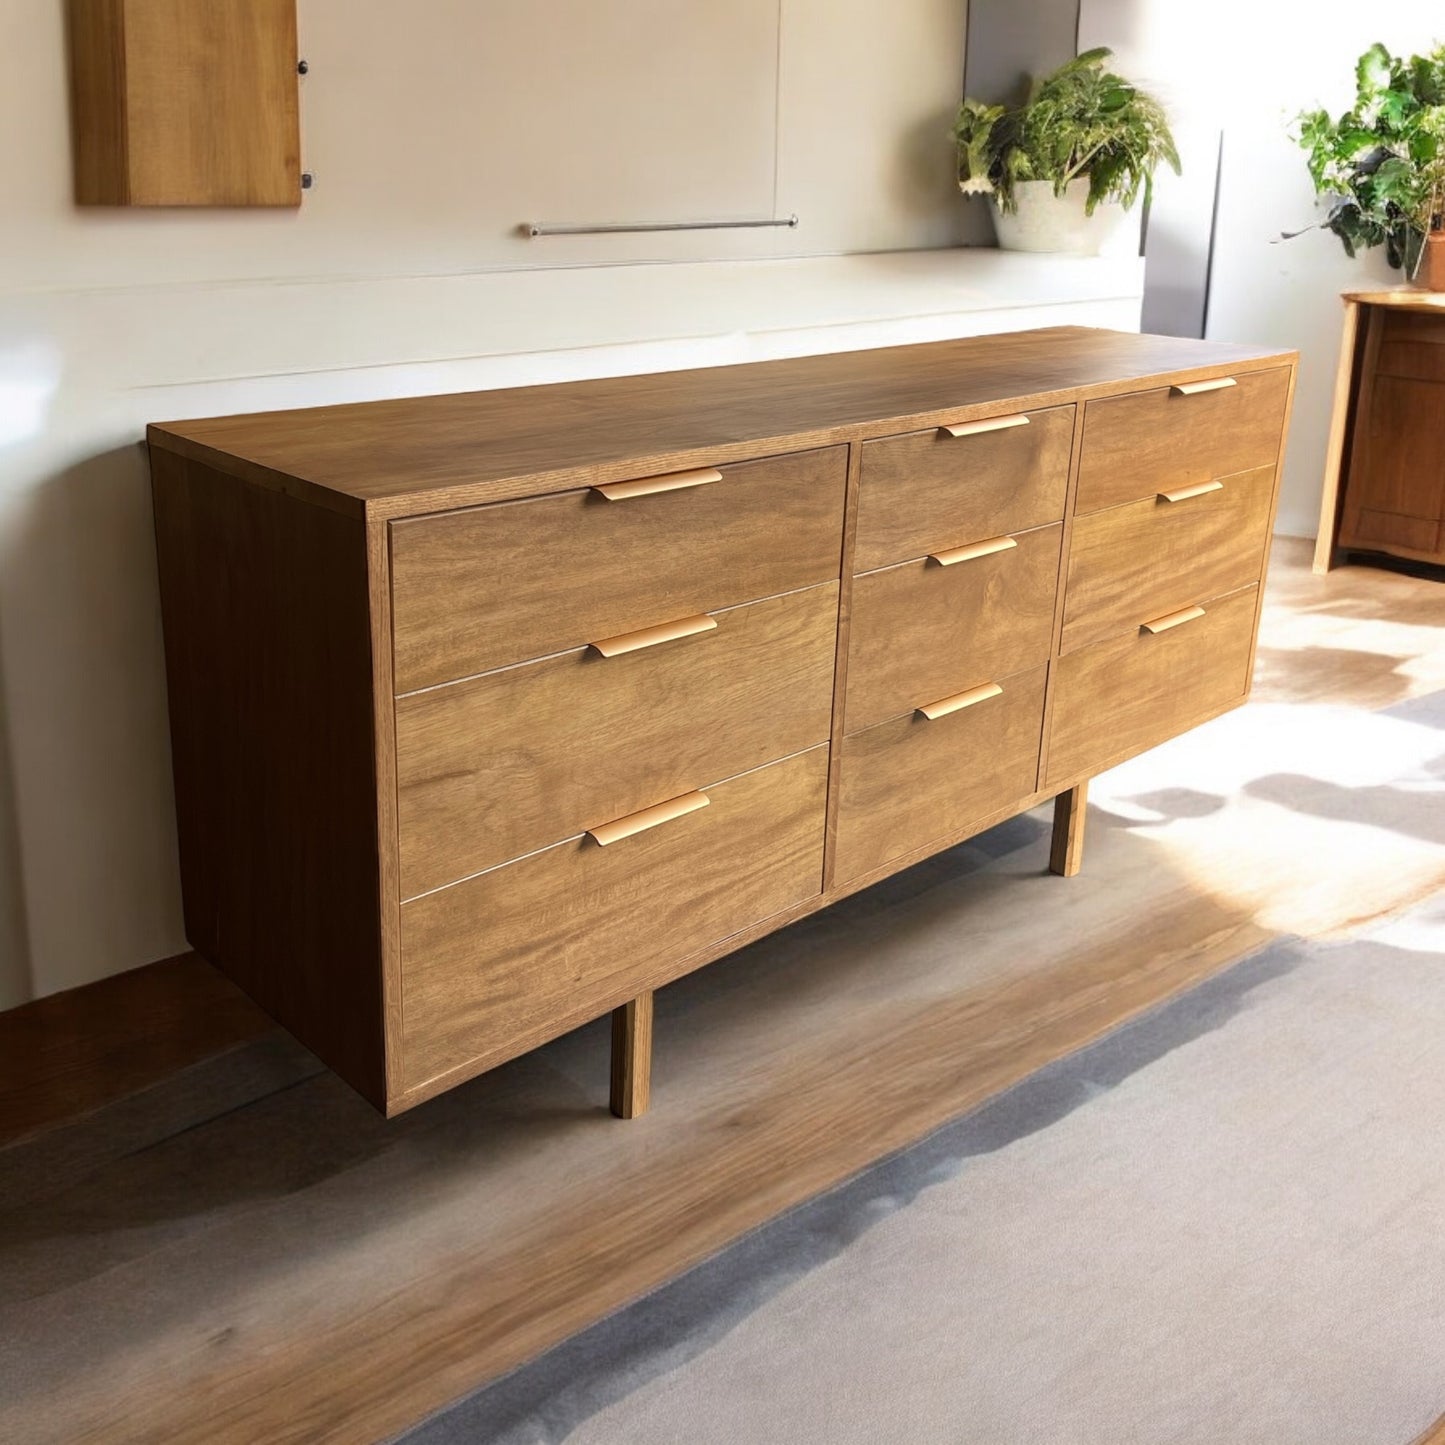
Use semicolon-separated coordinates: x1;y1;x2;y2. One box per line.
0;0;1142;1009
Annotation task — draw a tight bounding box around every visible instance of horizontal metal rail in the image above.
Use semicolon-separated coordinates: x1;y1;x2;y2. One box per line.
522;215;799;238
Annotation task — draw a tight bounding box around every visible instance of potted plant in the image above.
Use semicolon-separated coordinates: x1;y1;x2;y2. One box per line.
953;48;1180;255
1293;42;1445;289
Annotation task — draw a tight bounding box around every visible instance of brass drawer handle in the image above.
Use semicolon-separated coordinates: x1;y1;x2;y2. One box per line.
917;681;1003;721
587;790;710;847
593;467;723;501
1142;605;1206;635
589;613;717;658
940;413;1030;439
928;535;1018;567
1171;377;1237;396
1158;480;1225;504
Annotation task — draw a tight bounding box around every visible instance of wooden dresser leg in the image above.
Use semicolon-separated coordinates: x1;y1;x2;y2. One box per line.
1050;781;1088;878
609;992;654;1119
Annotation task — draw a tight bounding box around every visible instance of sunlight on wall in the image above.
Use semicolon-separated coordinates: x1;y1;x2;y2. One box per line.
0;343;61;453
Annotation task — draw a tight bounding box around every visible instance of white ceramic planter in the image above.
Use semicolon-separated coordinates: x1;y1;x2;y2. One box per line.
990;178;1139;257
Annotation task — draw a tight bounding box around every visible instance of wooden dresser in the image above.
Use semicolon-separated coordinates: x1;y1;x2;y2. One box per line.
148;327;1296;1118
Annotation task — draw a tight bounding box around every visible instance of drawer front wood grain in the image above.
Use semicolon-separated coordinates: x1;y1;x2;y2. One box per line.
390;445;848;692
1045;585;1259;788
400;746;829;1091
846;523;1061;733
396;582;839;897
834;664;1047;884
1076;366;1289;513
854;406;1073;572
1060;465;1273;654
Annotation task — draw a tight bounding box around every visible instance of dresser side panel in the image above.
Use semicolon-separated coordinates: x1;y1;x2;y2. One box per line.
150;450;388;1106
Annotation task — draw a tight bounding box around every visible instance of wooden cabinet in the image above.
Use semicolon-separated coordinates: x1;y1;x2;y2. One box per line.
148;327;1295;1118
1316;290;1445;570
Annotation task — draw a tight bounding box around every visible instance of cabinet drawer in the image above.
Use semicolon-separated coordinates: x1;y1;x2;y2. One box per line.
1077;367;1288;513
854;406;1073;572
1375;308;1445;383
1060;465;1273;654
396;582;839;897
846;523;1060;733
1340;508;1441;555
1045;586;1258;788
400;746;829;1090
834;663;1047;885
390;445;847;692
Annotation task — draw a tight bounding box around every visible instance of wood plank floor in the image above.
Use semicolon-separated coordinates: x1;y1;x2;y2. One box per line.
3;539;1445;1443
0;951;272;1148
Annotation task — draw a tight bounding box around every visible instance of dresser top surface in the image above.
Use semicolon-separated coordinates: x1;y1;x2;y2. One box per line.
148;326;1295;518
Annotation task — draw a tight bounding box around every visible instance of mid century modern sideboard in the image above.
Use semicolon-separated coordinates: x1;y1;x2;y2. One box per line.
148;327;1296;1119
1315;287;1445;572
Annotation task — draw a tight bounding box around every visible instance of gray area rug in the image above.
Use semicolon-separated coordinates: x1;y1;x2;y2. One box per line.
398;689;1445;1445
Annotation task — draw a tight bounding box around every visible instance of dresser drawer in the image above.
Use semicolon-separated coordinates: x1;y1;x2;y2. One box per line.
854;406;1073;572
834;663;1047;885
390;445;847;692
1045;585;1258;788
845;523;1060;733
396;582;838;897
400;746;828;1090
1060;465;1273;654
1077;367;1289;514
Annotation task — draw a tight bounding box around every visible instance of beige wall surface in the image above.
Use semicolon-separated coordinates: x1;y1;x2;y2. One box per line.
4;0;974;289
0;0;997;1007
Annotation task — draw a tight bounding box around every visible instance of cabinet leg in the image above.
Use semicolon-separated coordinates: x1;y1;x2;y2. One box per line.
1050;781;1088;878
609;991;654;1119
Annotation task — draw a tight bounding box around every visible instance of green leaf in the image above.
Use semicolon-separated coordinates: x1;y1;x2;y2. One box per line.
1357;43;1393;102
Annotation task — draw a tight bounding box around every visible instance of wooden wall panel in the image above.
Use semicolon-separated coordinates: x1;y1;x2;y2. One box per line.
67;0;301;206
